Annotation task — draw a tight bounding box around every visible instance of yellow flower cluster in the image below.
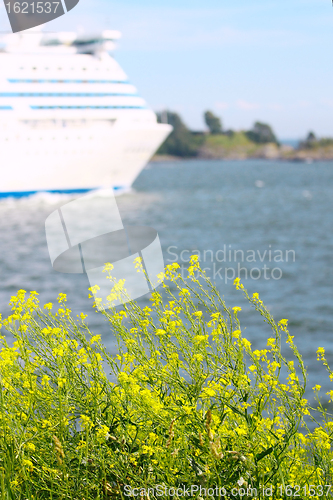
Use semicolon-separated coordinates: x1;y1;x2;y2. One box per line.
0;265;332;498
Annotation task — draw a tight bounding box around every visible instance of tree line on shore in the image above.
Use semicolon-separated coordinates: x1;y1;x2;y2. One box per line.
156;110;278;157
299;131;333;150
156;110;332;158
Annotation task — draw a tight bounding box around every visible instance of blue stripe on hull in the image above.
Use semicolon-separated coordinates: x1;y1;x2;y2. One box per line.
0;186;124;198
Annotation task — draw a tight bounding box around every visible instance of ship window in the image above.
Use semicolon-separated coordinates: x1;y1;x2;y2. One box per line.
30;105;146;110
8;78;131;84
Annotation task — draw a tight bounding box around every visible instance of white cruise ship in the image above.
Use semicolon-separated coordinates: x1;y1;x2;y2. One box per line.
0;30;172;195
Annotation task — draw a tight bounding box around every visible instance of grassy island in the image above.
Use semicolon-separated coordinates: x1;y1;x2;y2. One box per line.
154;111;333;162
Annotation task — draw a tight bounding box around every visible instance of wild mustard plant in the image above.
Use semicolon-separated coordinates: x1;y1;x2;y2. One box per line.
0;256;331;499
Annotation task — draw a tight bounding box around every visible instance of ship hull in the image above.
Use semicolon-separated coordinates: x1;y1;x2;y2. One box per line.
0;121;172;193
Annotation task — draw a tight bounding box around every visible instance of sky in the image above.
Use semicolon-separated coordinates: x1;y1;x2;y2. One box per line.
0;0;333;139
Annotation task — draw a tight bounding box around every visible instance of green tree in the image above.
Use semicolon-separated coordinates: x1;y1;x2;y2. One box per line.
306;131;316;143
156;111;199;157
246;121;278;144
304;131;317;148
204;110;223;134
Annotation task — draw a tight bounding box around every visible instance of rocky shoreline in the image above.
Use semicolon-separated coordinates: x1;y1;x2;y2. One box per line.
152;144;333;162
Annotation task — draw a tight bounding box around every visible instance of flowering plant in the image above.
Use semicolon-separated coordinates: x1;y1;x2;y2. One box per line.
0;257;332;498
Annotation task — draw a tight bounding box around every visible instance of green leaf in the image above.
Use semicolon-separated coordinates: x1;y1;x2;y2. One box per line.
255;446;274;461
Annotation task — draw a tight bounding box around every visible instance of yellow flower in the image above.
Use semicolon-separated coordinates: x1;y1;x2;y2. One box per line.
242;338;251;350
57;377;66;388
155;329;167;336
90;335;101;345
42;419;52;429
80;415;93;431
52;347;64;357
96;425;110;442
142;445;154;456
202;387;215;397
232;307;242;313
57;293;67;303
76;440;86;450
89;285;100;295
134;257;143;272
267;337;276;347
234;277;244;290
183;405;194;415
235;426;247;437
22;459;33;468
317;347;325;360
326;390;333;402
232;329;241;339
103;262;114;273
193;334;208;345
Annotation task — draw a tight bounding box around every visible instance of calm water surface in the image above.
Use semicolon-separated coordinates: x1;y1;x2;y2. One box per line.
0;159;332;402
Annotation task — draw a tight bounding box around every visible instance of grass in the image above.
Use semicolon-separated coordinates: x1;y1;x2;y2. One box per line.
201;133;265;159
0;257;332;498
